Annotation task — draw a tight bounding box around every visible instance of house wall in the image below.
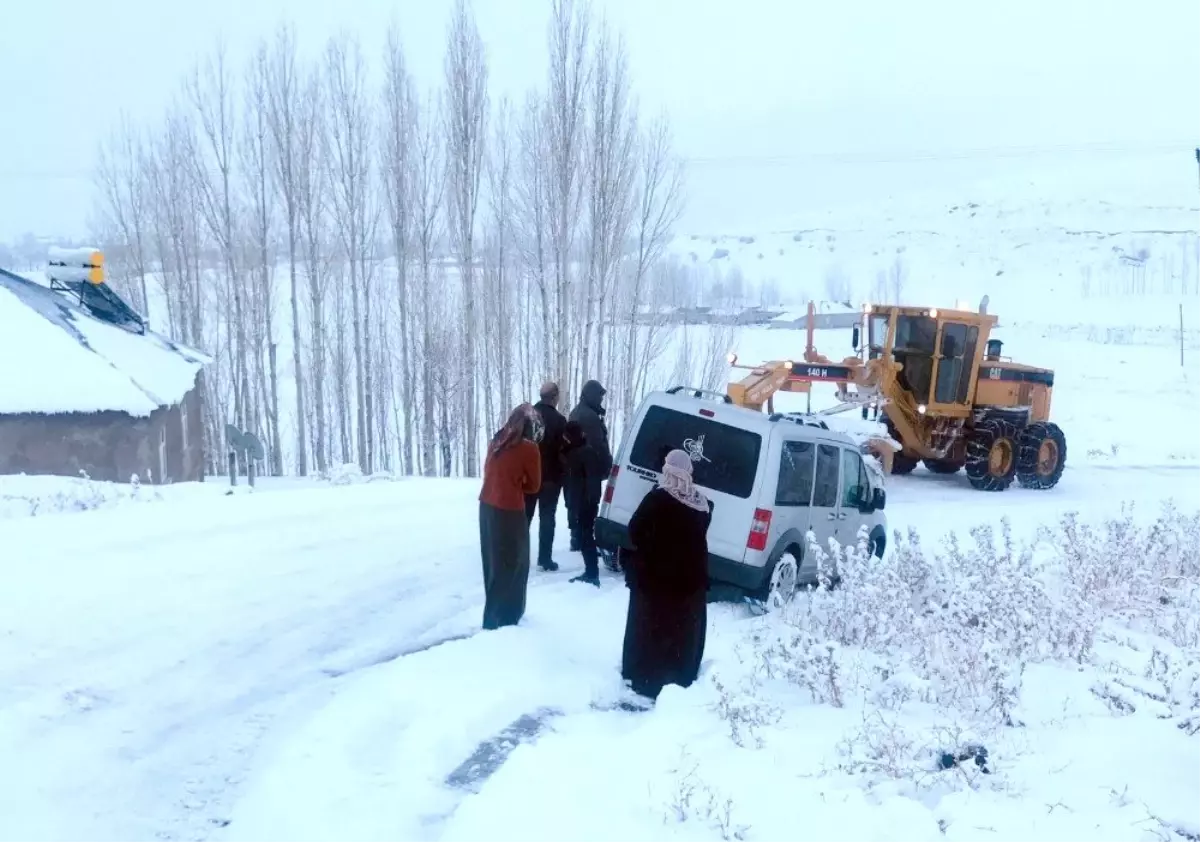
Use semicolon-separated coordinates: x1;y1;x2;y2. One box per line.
0;386;205;484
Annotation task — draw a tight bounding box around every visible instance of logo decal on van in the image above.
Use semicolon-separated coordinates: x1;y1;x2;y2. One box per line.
682;435;712;463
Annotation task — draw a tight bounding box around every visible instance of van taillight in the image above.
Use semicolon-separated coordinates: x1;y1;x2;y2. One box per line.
747;508;772;551
699;408;715;417
603;465;619;504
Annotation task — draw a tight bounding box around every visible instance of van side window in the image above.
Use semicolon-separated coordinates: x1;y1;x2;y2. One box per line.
775;440;815;506
813;444;840;508
841;448;867;509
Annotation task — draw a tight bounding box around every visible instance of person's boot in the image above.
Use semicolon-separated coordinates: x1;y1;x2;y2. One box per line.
570;570;600;587
538;559;560;572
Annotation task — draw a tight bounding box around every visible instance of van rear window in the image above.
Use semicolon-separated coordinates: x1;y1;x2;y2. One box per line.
628;405;762;498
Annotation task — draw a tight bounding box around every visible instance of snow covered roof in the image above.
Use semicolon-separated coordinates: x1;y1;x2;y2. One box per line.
813;300;857;314
0;268;210;417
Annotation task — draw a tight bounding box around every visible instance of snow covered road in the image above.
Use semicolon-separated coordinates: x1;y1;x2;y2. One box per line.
0;480;495;841
1;463;1197;841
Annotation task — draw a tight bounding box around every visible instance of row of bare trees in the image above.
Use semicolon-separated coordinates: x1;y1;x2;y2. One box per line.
91;0;693;478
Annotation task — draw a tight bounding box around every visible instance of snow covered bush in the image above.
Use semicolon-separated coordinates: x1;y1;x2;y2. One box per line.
0;473;164;519
322;462;365;485
709;673;782;748
657;753;750;841
1043;502;1200;648
720;502;1200;789
319;463;402;485
745;521;1076;727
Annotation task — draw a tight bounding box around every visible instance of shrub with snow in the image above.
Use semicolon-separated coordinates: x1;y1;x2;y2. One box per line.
0;472;164;519
319;463;402;486
701;503;1200;807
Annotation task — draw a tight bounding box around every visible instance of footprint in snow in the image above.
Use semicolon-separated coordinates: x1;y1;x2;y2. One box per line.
62;688;107;713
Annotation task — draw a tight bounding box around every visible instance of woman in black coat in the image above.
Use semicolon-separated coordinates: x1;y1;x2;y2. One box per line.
621;448;712;700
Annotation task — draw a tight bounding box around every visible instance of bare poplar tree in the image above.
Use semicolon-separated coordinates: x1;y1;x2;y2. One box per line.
296;66;334;473
412;90;446;476
240;41;284;475
187;39;252;439
326;31;378;473
443;0;489;476
514;92;553;376
485;96;515;416
583;23;637;386
93;114;151;315
264;23;308;475
889;256;907;303
381;21;417;475
545;0;591;388
620;113;683;424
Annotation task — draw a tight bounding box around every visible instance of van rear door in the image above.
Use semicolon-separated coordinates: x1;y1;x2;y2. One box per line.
619;404;763;564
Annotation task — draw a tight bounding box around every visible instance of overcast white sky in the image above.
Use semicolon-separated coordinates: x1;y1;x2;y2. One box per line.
0;0;1197;240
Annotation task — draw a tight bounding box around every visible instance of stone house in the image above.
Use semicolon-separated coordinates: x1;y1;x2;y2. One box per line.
0;267;210;483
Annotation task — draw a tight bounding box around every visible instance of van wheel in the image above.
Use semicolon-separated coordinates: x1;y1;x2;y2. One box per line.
764;552;799;612
867;527;886;559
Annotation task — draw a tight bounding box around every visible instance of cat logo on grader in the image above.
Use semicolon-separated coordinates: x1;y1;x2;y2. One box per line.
726;298;1067;492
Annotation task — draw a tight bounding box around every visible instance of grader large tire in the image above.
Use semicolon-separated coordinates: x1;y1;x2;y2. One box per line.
924;458;963;475
1016;422;1067;490
965;418;1020;491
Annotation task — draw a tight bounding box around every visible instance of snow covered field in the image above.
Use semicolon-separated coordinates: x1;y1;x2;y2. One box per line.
2;319;1200;842
1;464;1196;841
2;315;1199;842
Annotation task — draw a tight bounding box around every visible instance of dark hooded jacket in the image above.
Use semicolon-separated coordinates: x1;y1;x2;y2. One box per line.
562;420;603;509
532;400;567;485
568;380;613;489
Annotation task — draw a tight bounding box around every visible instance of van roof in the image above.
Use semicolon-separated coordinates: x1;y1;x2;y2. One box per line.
642;389;857;446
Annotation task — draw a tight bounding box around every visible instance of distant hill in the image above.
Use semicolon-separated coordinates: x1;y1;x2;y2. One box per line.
668;148;1199;332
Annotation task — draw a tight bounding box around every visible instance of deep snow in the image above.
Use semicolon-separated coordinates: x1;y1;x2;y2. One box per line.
1;315;1198;840
1;456;1196;841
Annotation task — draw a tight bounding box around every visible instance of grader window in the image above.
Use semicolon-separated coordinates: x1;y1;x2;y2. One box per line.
867;315;890;359
893;315;937;402
935;323;979;404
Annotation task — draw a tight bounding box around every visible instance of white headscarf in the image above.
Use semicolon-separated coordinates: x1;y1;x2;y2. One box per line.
660;449;710;512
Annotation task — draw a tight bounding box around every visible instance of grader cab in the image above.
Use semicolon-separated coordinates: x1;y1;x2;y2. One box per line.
727;299;1067;491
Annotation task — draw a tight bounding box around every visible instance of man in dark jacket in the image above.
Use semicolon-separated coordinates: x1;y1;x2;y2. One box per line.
569;380;613;478
567;380;612;584
525;382;567;572
563;421;603;586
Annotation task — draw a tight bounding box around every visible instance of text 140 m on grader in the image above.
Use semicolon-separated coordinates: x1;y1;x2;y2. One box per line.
726;298;1067;491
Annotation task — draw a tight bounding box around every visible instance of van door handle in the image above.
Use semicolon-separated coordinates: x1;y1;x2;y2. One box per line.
836;512;847;520
827;512;837;520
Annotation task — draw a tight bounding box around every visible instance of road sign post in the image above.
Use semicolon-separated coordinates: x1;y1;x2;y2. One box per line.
224;424;265;488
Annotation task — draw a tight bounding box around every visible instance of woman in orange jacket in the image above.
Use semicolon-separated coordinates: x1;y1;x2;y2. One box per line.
478;404;543;630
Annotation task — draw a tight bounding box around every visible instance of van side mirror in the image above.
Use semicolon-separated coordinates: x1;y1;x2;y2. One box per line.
871;487;886;511
852;326;861;350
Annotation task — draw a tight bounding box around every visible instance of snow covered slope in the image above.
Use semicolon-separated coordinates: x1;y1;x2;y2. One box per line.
669;165;1200;334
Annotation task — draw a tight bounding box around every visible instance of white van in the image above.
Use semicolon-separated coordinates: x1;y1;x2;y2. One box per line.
595;387;888;608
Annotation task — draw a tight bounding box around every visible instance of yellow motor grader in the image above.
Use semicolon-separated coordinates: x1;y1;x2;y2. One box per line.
727;299;1067;491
